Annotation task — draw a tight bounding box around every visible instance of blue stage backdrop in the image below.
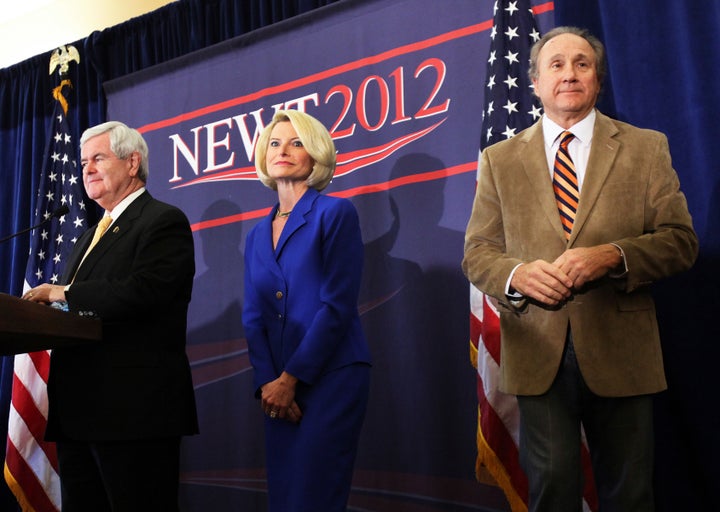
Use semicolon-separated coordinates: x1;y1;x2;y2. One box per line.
105;1;553;510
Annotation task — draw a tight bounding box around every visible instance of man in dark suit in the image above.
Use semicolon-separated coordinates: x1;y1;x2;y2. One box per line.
23;121;198;511
462;27;698;511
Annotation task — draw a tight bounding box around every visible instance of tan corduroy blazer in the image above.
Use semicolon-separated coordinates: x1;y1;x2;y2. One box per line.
462;111;698;397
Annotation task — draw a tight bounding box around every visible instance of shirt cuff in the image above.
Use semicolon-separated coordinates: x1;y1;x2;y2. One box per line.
505;263;525;303
609;243;628;277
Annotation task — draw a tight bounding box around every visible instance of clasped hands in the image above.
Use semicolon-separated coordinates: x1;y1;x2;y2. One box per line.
511;244;622;306
260;371;303;424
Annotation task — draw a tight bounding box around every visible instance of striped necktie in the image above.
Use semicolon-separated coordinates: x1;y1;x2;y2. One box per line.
553;131;579;240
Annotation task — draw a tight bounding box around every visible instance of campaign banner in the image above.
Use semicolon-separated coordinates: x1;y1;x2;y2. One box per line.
105;0;554;509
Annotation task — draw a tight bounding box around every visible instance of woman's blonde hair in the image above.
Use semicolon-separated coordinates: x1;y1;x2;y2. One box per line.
254;110;336;191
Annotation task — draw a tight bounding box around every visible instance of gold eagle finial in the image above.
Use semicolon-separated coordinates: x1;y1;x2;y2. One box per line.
49;45;80;76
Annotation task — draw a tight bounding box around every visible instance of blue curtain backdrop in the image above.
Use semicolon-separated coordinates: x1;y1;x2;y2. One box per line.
0;1;718;511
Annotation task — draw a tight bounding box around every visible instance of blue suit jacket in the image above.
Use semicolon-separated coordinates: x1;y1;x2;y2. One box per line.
243;188;371;393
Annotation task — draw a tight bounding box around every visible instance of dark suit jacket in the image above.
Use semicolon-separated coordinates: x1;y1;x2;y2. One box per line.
463;111;698;397
243;188;371;393
46;191;198;441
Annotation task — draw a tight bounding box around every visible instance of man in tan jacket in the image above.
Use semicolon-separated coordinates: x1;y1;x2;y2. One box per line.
462;26;697;511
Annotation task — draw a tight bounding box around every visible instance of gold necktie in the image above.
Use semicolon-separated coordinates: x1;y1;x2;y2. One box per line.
552;131;578;240
87;215;113;254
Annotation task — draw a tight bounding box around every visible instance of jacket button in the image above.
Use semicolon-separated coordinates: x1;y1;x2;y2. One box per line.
276;291;283;299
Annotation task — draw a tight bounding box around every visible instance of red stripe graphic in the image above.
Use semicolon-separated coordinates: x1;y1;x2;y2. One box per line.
189;160;476;232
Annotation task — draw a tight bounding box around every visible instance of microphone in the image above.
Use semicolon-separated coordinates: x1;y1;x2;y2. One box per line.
0;205;70;244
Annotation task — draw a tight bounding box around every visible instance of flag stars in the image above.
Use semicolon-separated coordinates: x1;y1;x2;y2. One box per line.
505;26;519;40
503;99;519;114
530;28;540;42
504;50;519;65
504;75;518;89
488;50;497;65
487;75;496;89
502;125;517;139
28;102;87;300
529;105;543;120
505;1;519;15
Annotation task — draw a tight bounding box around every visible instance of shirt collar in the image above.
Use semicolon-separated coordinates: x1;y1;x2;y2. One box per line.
106;187;146;221
542;109;596;147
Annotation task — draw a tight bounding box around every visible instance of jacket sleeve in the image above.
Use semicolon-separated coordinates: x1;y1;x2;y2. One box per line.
614;132;698;292
242;228;278;396
462;147;525;303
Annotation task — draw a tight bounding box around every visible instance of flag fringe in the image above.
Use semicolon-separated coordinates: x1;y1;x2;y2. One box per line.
476;409;527;512
4;462;37;512
470;339;527;512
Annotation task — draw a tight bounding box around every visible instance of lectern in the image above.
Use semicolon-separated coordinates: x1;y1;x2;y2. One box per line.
0;293;101;355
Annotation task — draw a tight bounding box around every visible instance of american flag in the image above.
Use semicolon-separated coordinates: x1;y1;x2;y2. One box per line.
4;80;88;512
480;0;543;149
470;2;598;511
471;0;535;510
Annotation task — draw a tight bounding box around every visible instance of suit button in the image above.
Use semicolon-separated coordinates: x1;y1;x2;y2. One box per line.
276;291;283;299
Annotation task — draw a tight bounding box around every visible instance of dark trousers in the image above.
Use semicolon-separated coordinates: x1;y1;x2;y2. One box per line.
56;437;181;512
517;336;655;512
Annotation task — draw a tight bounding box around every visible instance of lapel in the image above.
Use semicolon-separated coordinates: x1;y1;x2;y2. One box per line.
274;188;317;258
62;229;94;284
518;121;567;240
254;188;318;280
70;191;151;281
570;112;620;244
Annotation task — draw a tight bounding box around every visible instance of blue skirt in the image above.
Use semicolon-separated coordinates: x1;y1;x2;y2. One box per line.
264;363;370;512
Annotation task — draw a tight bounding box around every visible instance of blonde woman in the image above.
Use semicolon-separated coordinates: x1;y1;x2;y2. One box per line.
243;110;371;511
